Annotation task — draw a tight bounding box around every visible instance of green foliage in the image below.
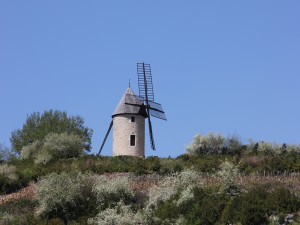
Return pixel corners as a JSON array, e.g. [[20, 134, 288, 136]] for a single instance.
[[239, 187, 269, 225], [36, 172, 97, 223], [267, 187, 300, 214], [20, 132, 85, 164], [0, 198, 39, 225], [10, 110, 93, 153]]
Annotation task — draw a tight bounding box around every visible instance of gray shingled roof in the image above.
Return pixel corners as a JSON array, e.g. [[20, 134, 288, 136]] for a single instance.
[[112, 87, 147, 117]]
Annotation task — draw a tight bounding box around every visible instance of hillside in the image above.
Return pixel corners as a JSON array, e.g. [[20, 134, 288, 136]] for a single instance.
[[1, 154, 300, 225]]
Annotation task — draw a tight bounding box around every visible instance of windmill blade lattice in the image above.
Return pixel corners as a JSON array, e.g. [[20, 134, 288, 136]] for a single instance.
[[137, 63, 154, 102], [137, 62, 167, 151]]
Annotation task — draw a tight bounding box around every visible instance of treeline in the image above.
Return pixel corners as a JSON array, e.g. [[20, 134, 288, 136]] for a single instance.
[[186, 133, 300, 156]]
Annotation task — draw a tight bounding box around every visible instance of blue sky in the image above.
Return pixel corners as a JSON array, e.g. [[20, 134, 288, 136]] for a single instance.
[[0, 1, 299, 157]]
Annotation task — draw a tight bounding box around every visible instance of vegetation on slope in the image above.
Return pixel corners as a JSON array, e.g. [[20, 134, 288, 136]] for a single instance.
[[1, 111, 300, 224]]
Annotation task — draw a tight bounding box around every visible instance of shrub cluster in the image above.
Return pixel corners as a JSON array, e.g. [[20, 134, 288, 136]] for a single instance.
[[1, 164, 300, 224], [35, 172, 97, 223], [0, 164, 20, 194], [21, 132, 85, 164], [186, 132, 300, 156]]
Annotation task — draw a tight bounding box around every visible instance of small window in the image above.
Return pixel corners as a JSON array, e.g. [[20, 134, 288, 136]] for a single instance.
[[130, 135, 136, 146], [130, 116, 135, 122]]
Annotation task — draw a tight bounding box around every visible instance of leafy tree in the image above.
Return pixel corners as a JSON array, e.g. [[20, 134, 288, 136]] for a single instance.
[[10, 110, 93, 153]]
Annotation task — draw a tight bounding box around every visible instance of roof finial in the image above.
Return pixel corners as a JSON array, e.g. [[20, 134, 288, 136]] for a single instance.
[[129, 78, 131, 87]]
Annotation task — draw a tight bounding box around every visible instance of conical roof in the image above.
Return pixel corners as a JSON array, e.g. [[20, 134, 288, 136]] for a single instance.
[[112, 87, 147, 117]]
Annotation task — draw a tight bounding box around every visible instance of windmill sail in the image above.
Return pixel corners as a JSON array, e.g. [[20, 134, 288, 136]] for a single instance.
[[148, 100, 167, 120], [137, 63, 154, 101]]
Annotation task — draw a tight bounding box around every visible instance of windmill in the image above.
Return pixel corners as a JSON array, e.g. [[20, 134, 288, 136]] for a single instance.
[[97, 62, 166, 157]]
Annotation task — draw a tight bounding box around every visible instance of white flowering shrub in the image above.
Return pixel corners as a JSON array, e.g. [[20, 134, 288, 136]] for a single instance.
[[147, 177, 178, 210], [256, 141, 279, 155], [217, 160, 240, 195], [42, 132, 84, 159], [93, 175, 135, 210], [34, 148, 52, 165], [177, 169, 200, 186], [176, 185, 194, 206], [88, 202, 147, 225], [186, 133, 225, 155], [35, 172, 97, 222], [246, 139, 300, 155], [0, 164, 18, 182], [285, 144, 300, 154], [20, 132, 84, 164], [147, 169, 202, 209], [21, 140, 43, 160]]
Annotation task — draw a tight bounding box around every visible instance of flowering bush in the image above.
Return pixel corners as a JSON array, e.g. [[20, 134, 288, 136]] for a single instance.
[[186, 133, 225, 155], [147, 169, 202, 209], [88, 202, 147, 225], [35, 172, 97, 223], [217, 160, 240, 196], [42, 132, 84, 159], [20, 132, 85, 164], [0, 163, 18, 182], [93, 175, 135, 210]]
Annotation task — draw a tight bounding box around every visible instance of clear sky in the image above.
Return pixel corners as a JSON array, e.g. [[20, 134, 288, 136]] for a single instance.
[[0, 1, 299, 157]]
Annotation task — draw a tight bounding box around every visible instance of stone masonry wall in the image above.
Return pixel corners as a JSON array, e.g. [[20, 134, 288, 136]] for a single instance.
[[112, 114, 145, 157]]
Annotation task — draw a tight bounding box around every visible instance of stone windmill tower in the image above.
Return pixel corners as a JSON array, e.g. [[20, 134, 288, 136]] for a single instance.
[[97, 63, 166, 157]]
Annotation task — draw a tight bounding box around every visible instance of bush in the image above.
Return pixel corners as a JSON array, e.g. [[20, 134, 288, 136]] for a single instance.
[[35, 172, 97, 223], [147, 170, 201, 210], [93, 175, 135, 210], [0, 164, 20, 194], [239, 187, 269, 225], [217, 160, 240, 196], [267, 187, 300, 214], [21, 132, 85, 164], [186, 133, 225, 155], [0, 163, 18, 181], [88, 202, 147, 225]]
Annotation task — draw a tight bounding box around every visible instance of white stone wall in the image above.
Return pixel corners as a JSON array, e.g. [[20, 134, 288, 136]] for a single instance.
[[112, 114, 145, 157]]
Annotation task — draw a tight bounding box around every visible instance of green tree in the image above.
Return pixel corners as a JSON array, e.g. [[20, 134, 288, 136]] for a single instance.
[[10, 110, 93, 153]]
